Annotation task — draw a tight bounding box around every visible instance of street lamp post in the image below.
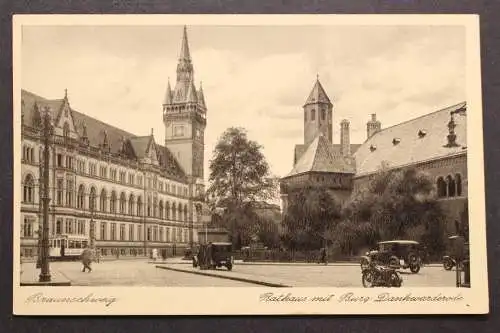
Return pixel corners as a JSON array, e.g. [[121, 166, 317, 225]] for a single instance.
[[39, 107, 52, 282]]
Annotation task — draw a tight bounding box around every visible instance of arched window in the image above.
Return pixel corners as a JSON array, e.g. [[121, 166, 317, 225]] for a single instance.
[[456, 174, 462, 196], [311, 109, 316, 121], [128, 194, 135, 215], [89, 187, 97, 211], [77, 184, 85, 209], [137, 196, 143, 216], [437, 177, 446, 198], [119, 192, 126, 214], [178, 204, 183, 221], [172, 203, 177, 220], [304, 112, 307, 122], [23, 174, 34, 203], [159, 200, 164, 219], [100, 189, 107, 212], [184, 204, 188, 222], [447, 175, 456, 197], [321, 109, 326, 121], [110, 191, 117, 213], [166, 201, 170, 219]]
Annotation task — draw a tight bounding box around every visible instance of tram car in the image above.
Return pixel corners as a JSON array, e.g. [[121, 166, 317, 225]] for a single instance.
[[49, 234, 90, 261]]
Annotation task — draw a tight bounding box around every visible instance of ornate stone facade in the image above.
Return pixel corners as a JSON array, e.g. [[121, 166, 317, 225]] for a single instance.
[[20, 27, 207, 259]]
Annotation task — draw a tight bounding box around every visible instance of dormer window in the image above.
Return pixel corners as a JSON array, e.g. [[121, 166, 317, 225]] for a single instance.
[[418, 130, 427, 138], [369, 145, 377, 152], [392, 138, 401, 145]]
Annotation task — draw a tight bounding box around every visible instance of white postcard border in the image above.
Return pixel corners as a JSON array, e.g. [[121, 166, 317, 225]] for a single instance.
[[12, 14, 488, 315]]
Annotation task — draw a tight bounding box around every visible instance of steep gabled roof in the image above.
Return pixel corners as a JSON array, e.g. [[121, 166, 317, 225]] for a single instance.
[[294, 143, 361, 165], [22, 89, 186, 180], [285, 134, 355, 178], [304, 78, 332, 106], [354, 102, 467, 177]]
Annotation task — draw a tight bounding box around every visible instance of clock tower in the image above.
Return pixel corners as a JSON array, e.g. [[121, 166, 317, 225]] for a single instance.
[[163, 26, 207, 196]]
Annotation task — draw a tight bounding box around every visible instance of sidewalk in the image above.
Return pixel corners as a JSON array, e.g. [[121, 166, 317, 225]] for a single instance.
[[151, 257, 442, 267], [155, 264, 291, 287], [20, 262, 71, 286]]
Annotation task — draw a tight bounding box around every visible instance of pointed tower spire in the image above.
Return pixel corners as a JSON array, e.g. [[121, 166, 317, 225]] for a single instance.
[[304, 77, 332, 106], [179, 25, 191, 61], [198, 81, 206, 108], [186, 78, 198, 103], [163, 78, 173, 105], [174, 26, 194, 100]]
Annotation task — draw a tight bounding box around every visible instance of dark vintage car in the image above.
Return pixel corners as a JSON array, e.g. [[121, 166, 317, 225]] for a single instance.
[[192, 242, 234, 271], [360, 240, 423, 273]]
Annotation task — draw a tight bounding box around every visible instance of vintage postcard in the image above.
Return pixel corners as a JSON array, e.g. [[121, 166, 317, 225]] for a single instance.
[[13, 14, 488, 315]]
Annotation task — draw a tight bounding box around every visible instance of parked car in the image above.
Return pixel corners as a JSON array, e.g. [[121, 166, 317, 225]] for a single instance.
[[193, 242, 234, 271], [360, 240, 422, 273]]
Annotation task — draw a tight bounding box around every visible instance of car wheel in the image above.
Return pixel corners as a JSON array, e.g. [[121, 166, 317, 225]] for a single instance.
[[226, 263, 233, 271], [408, 255, 420, 273], [409, 263, 420, 273], [443, 259, 453, 271], [362, 271, 374, 288]]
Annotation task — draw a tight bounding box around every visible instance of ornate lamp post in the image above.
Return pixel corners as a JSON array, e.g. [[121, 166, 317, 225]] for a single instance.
[[39, 107, 52, 282]]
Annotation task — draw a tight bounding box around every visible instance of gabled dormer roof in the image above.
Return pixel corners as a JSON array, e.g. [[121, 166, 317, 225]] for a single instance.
[[304, 77, 332, 106]]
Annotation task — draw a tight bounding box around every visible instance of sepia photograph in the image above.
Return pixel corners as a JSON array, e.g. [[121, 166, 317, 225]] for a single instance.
[[13, 14, 487, 315]]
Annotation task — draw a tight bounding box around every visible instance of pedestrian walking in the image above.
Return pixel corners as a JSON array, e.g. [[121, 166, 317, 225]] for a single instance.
[[319, 247, 328, 265], [81, 247, 93, 273]]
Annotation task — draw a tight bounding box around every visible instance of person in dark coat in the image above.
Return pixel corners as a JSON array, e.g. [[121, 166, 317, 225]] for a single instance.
[[319, 247, 328, 265], [81, 247, 93, 272]]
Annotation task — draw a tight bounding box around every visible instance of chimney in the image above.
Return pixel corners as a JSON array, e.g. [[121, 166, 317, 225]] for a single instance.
[[340, 119, 351, 157], [367, 113, 382, 139]]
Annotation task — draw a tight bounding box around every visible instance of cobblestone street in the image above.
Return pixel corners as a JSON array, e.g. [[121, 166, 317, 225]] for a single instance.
[[21, 259, 457, 287]]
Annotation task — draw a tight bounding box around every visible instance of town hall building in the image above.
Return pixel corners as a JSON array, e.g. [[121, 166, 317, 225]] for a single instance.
[[20, 27, 207, 258], [280, 77, 468, 234]]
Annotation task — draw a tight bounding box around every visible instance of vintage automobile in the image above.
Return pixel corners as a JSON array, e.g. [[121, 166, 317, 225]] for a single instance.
[[192, 242, 234, 271], [360, 240, 422, 274]]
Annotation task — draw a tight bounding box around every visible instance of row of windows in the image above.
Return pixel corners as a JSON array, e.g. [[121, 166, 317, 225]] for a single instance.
[[22, 147, 189, 195], [304, 108, 328, 122], [22, 181, 190, 223], [22, 146, 35, 163], [80, 185, 190, 221], [22, 217, 190, 244], [436, 174, 463, 198]]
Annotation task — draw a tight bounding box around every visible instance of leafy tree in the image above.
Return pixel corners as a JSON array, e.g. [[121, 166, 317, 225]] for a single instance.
[[281, 183, 342, 251], [206, 127, 276, 248], [337, 167, 446, 256]]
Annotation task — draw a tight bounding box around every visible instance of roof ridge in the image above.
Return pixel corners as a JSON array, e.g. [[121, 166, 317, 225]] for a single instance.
[[368, 101, 466, 140]]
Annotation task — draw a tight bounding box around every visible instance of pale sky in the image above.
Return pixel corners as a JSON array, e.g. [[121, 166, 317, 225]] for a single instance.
[[21, 24, 466, 180]]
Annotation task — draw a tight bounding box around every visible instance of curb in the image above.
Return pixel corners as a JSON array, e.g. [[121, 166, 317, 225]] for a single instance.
[[155, 265, 290, 287]]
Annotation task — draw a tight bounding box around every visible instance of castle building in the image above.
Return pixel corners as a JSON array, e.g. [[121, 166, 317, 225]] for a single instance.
[[280, 77, 467, 233], [20, 27, 207, 258]]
